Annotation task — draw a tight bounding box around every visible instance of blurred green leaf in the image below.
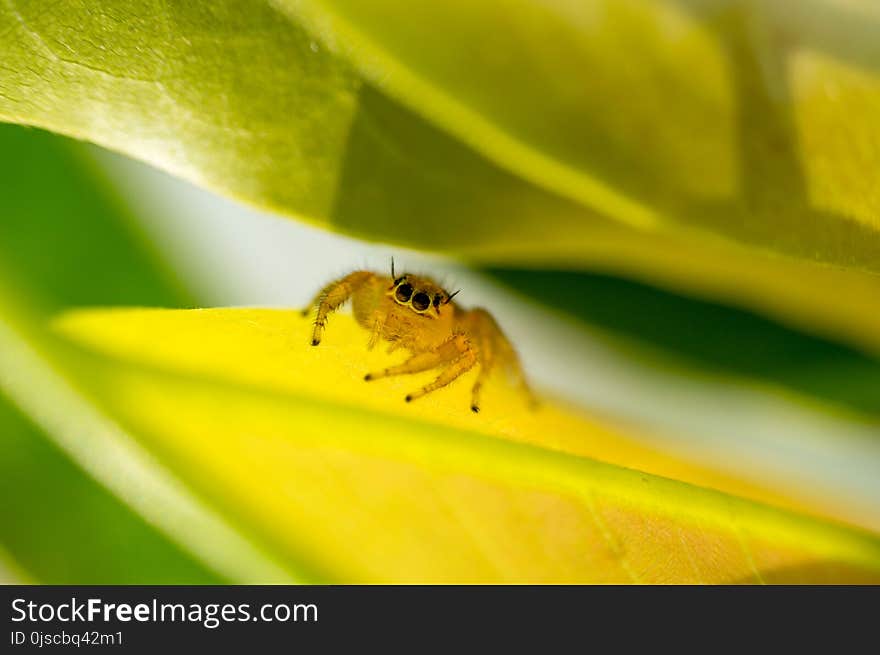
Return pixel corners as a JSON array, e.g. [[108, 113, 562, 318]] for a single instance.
[[0, 123, 227, 582], [6, 1, 880, 363], [284, 0, 880, 267], [0, 390, 222, 583], [0, 125, 190, 313], [490, 268, 880, 420]]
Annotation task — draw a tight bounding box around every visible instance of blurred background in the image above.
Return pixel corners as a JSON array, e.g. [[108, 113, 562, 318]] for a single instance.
[[2, 121, 880, 582]]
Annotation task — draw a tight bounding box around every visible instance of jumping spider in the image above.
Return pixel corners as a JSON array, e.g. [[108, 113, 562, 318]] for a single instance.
[[302, 261, 533, 413]]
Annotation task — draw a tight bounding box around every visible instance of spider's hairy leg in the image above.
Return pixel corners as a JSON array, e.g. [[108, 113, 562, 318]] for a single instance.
[[364, 334, 466, 381], [304, 271, 375, 346], [405, 345, 477, 405], [466, 308, 535, 411], [464, 309, 497, 413], [470, 341, 495, 414], [366, 310, 388, 350], [369, 333, 479, 404], [367, 319, 381, 350]]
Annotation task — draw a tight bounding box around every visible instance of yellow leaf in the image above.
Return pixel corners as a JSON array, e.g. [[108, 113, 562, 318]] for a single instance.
[[53, 308, 880, 583]]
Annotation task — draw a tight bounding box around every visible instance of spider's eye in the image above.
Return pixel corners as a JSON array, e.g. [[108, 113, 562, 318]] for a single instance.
[[395, 283, 413, 302], [433, 295, 441, 308], [412, 292, 431, 311]]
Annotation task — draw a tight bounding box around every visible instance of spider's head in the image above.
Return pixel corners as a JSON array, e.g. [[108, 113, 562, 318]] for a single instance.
[[389, 273, 459, 317]]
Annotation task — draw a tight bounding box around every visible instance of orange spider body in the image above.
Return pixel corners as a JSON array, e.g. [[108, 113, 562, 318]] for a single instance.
[[303, 266, 532, 412]]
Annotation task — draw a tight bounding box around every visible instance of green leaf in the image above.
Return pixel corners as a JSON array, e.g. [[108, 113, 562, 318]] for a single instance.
[[0, 124, 190, 314], [50, 307, 880, 583], [0, 389, 222, 583], [6, 1, 880, 363], [0, 123, 269, 583], [284, 0, 880, 268], [489, 268, 880, 420]]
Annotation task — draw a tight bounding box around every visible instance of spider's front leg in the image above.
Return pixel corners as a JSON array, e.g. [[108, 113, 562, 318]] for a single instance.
[[406, 347, 477, 405], [364, 334, 478, 406], [302, 271, 374, 346]]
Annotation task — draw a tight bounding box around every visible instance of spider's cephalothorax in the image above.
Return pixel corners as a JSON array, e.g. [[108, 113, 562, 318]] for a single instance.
[[302, 262, 533, 412]]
